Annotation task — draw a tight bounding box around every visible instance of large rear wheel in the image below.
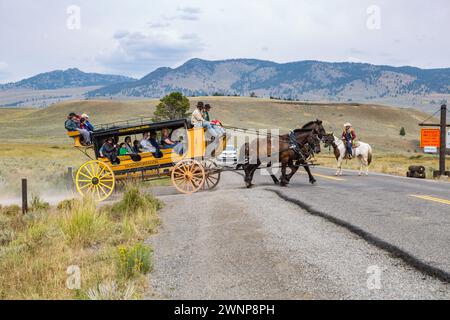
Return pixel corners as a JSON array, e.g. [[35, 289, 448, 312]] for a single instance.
[[171, 159, 205, 194], [202, 159, 221, 190], [75, 160, 115, 202]]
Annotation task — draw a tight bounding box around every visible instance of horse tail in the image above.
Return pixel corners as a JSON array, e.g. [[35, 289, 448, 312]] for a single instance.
[[367, 145, 373, 165]]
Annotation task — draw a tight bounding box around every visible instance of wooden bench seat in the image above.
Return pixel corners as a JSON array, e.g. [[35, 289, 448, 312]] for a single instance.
[[67, 131, 83, 147]]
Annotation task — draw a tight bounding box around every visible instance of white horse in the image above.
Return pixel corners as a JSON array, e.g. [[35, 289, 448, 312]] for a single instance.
[[324, 134, 373, 176]]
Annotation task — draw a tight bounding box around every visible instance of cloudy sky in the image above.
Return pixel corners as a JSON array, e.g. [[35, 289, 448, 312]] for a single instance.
[[0, 0, 449, 82]]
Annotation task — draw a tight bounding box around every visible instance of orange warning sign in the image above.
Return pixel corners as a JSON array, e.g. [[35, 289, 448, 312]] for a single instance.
[[420, 128, 440, 148]]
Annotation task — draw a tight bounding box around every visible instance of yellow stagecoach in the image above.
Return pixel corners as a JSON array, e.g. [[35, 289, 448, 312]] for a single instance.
[[67, 118, 225, 201]]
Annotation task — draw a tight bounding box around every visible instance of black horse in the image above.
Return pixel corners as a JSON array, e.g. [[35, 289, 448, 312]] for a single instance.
[[240, 120, 326, 188]]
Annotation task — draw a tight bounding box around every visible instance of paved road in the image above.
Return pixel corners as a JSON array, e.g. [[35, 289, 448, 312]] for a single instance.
[[147, 167, 450, 299]]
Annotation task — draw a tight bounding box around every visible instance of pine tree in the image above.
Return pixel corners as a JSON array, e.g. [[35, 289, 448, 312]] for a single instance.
[[152, 92, 190, 122], [399, 127, 406, 136]]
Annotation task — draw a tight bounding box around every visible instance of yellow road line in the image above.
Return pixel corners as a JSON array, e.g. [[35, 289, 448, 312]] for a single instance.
[[410, 195, 450, 205], [298, 171, 345, 181]]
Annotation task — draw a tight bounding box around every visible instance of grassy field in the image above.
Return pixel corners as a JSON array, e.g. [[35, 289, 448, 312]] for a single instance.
[[0, 97, 431, 152], [0, 185, 162, 299], [0, 97, 447, 202]]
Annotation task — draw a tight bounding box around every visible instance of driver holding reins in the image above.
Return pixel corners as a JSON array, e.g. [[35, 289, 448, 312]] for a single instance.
[[342, 123, 356, 159]]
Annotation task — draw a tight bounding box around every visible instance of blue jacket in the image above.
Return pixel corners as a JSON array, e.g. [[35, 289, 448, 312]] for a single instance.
[[85, 120, 94, 131]]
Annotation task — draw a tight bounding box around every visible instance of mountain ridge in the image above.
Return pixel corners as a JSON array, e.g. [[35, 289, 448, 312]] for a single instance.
[[0, 68, 136, 90], [85, 58, 450, 104]]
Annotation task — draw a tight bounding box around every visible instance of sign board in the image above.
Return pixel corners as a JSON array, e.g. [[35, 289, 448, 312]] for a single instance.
[[420, 128, 440, 148], [447, 129, 450, 149], [424, 146, 438, 154]]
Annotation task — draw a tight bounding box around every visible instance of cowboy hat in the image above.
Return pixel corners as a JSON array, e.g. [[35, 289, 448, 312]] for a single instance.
[[81, 113, 89, 119], [343, 122, 352, 127]]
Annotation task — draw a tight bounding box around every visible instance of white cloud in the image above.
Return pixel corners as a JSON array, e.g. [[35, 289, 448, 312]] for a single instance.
[[164, 6, 202, 21], [97, 30, 203, 76]]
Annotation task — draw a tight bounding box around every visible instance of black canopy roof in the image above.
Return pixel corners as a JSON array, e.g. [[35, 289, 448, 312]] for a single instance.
[[92, 118, 189, 139]]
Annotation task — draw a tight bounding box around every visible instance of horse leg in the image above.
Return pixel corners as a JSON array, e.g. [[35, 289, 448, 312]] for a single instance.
[[362, 156, 369, 176], [243, 164, 254, 188], [358, 156, 363, 176], [248, 161, 260, 187], [280, 161, 289, 187], [266, 162, 280, 185], [336, 158, 342, 176], [303, 164, 316, 184], [285, 160, 300, 183]]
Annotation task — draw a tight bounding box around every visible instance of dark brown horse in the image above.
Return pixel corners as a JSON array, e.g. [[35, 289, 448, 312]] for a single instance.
[[240, 120, 326, 188]]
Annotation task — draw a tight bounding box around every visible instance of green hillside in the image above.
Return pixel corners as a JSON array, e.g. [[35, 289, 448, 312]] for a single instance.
[[0, 97, 430, 152]]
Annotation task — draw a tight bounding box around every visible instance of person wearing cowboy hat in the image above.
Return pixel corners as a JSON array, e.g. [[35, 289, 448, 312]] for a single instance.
[[191, 101, 218, 140], [342, 122, 356, 159], [80, 113, 95, 132]]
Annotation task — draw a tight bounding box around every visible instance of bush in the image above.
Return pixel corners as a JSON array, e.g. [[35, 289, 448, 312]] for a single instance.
[[86, 281, 136, 300], [0, 205, 21, 216], [57, 198, 81, 211], [110, 185, 163, 219], [31, 195, 50, 211], [115, 243, 152, 279], [61, 197, 110, 247]]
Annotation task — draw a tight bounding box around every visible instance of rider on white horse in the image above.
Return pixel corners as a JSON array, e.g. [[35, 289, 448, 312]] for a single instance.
[[342, 123, 356, 159]]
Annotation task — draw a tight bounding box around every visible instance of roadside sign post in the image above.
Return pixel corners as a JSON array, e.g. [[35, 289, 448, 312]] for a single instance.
[[419, 104, 449, 178], [438, 105, 447, 177]]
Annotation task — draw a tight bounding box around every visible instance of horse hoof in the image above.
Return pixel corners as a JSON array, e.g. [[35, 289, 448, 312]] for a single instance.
[[310, 179, 316, 185]]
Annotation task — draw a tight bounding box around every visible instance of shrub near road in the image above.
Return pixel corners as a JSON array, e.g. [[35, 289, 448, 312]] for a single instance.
[[0, 185, 162, 299]]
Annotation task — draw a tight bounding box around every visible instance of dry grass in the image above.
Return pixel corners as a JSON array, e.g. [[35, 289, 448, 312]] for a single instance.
[[0, 186, 162, 300], [0, 143, 86, 200], [315, 152, 450, 178]]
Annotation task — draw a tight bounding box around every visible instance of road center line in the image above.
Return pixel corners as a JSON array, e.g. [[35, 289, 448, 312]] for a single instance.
[[299, 171, 345, 181], [410, 195, 450, 206]]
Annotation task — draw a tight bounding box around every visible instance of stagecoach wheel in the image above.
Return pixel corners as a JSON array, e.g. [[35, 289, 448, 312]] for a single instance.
[[75, 160, 115, 202], [171, 159, 205, 194], [202, 159, 221, 190]]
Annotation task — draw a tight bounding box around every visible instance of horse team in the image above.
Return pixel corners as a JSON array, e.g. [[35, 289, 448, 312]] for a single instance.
[[239, 119, 373, 188]]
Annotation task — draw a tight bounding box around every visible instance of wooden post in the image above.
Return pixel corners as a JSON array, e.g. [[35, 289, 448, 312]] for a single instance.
[[67, 167, 74, 191], [439, 105, 447, 176], [22, 178, 28, 214]]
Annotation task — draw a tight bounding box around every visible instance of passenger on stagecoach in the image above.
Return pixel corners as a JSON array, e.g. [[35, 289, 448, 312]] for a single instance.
[[204, 104, 226, 136], [140, 132, 163, 158], [342, 123, 356, 159], [118, 143, 128, 156], [124, 136, 135, 154], [100, 137, 119, 164], [191, 102, 219, 140], [133, 140, 141, 154], [80, 113, 95, 132], [160, 128, 184, 155], [149, 131, 163, 158], [64, 112, 92, 145]]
